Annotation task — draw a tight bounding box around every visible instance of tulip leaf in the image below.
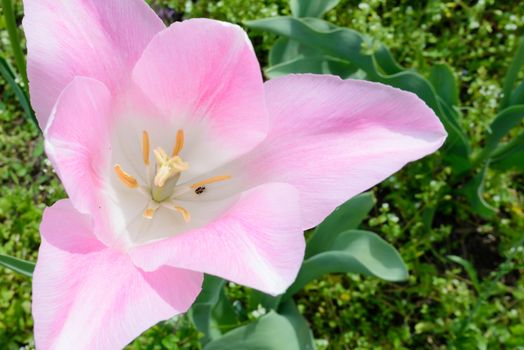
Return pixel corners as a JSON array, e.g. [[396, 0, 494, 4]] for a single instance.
[[265, 55, 357, 79], [268, 19, 340, 66], [491, 149, 524, 172], [247, 289, 281, 311], [290, 0, 340, 18], [203, 311, 300, 350], [284, 230, 408, 300], [279, 300, 315, 350], [0, 56, 38, 129], [191, 275, 239, 344], [269, 38, 301, 66], [430, 63, 459, 107], [461, 166, 496, 219], [510, 79, 524, 106], [490, 130, 524, 172], [373, 45, 404, 75], [0, 253, 35, 278], [306, 192, 375, 258], [501, 35, 524, 109], [480, 105, 524, 161], [248, 17, 375, 72]]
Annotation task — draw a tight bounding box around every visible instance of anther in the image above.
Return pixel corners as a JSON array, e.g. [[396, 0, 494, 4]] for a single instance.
[[143, 207, 155, 219], [142, 130, 150, 165], [175, 206, 191, 222], [190, 175, 231, 189], [162, 203, 191, 222], [172, 129, 185, 156], [143, 201, 160, 219], [114, 164, 138, 188]]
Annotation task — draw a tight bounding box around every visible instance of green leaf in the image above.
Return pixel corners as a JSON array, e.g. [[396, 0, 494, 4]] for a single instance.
[[265, 55, 357, 79], [269, 38, 302, 66], [247, 17, 375, 73], [191, 276, 225, 343], [501, 35, 524, 109], [279, 300, 315, 350], [491, 149, 524, 172], [474, 104, 524, 170], [1, 0, 28, 88], [490, 130, 524, 172], [247, 289, 281, 312], [509, 79, 524, 106], [0, 254, 35, 278], [429, 63, 459, 107], [284, 230, 408, 300], [194, 275, 225, 305], [0, 56, 39, 129], [268, 18, 340, 67], [305, 192, 375, 258], [448, 255, 480, 293], [191, 275, 239, 344], [481, 105, 524, 160], [422, 205, 437, 231], [373, 45, 404, 75], [461, 166, 496, 219], [290, 0, 340, 18], [203, 311, 300, 350]]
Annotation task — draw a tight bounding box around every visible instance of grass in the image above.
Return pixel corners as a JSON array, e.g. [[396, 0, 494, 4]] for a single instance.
[[1, 0, 523, 349]]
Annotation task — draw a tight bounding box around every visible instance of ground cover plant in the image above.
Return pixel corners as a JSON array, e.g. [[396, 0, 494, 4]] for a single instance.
[[0, 0, 523, 349]]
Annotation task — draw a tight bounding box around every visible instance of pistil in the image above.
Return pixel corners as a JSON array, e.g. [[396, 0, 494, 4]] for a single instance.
[[153, 148, 188, 187]]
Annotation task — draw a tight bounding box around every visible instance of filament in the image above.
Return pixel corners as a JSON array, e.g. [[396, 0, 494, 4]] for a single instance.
[[190, 175, 231, 189]]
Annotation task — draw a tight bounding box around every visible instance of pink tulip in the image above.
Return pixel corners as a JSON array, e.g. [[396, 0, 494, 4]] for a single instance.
[[23, 0, 447, 348]]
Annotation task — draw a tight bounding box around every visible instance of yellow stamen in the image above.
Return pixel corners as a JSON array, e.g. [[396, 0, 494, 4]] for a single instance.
[[190, 175, 232, 189], [172, 129, 185, 156], [142, 130, 150, 165], [143, 207, 155, 219], [175, 206, 191, 222], [114, 164, 138, 188]]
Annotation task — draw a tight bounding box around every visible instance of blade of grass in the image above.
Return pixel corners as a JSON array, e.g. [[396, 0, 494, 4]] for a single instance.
[[1, 0, 29, 89], [501, 35, 524, 109], [0, 55, 39, 129], [0, 253, 35, 277]]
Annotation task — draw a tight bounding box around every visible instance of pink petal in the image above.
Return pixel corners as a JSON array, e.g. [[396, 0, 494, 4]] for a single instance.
[[246, 74, 447, 229], [130, 183, 305, 295], [23, 0, 165, 127], [132, 19, 268, 161], [33, 199, 203, 349], [44, 77, 116, 246]]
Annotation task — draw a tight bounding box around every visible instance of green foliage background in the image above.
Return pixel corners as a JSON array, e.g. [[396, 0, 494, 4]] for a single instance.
[[1, 0, 523, 349]]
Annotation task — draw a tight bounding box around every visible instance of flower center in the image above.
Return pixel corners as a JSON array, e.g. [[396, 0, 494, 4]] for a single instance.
[[113, 129, 231, 223]]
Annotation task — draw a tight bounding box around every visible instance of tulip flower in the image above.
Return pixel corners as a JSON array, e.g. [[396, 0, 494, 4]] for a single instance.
[[23, 0, 446, 348]]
